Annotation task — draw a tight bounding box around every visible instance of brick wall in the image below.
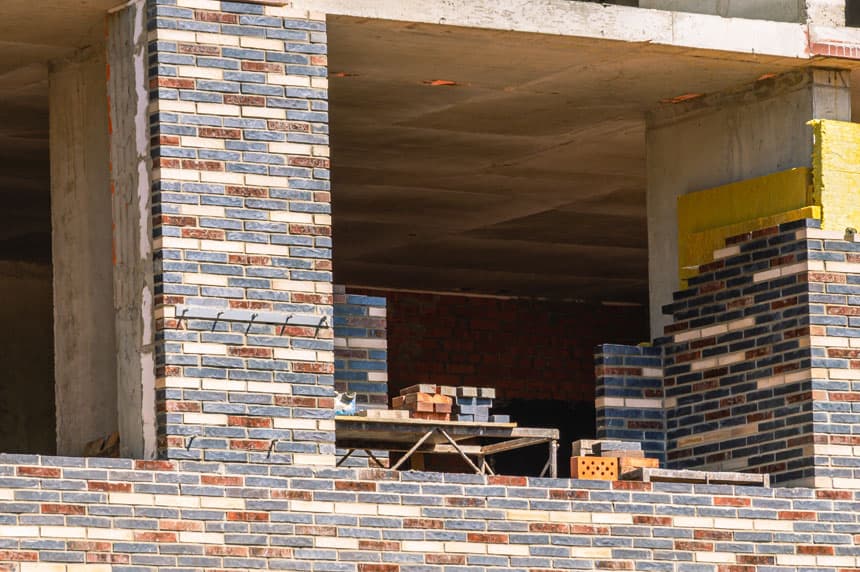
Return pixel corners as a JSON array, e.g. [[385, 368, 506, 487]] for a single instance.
[[2, 455, 860, 571], [146, 1, 335, 465], [660, 219, 815, 484], [355, 290, 648, 403], [805, 227, 860, 489], [595, 344, 665, 463], [333, 286, 388, 410]]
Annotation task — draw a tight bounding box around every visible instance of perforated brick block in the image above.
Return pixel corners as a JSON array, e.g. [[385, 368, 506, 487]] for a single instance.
[[570, 456, 619, 481]]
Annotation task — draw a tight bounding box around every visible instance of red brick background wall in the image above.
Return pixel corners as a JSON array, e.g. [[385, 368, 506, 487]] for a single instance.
[[349, 289, 649, 403]]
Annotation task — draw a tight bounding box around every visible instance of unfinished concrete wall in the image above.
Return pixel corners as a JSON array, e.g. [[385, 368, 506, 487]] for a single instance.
[[49, 50, 117, 456], [0, 262, 54, 454], [639, 0, 805, 22], [645, 69, 850, 339], [107, 0, 157, 460]]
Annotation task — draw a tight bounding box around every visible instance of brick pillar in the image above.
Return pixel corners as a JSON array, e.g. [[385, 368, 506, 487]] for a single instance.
[[145, 1, 334, 465], [594, 344, 665, 463]]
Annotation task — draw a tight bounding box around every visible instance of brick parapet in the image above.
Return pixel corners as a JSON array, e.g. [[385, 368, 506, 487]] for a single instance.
[[143, 1, 335, 465], [594, 344, 665, 463], [2, 454, 860, 571]]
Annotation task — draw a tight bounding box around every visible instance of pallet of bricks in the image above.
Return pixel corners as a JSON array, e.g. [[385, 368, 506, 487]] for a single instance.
[[380, 384, 510, 422], [569, 439, 659, 480]]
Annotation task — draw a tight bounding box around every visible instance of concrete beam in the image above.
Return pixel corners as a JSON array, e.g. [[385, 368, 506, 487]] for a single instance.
[[49, 49, 117, 456], [294, 0, 811, 58]]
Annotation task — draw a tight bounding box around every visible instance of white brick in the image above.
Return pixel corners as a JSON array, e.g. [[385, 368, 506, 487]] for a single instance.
[[202, 379, 247, 391], [241, 37, 285, 50], [184, 273, 228, 286], [201, 171, 245, 184], [179, 531, 225, 544], [402, 541, 445, 552], [201, 239, 245, 253], [270, 142, 313, 155], [271, 211, 314, 223], [155, 29, 196, 42], [178, 65, 223, 79], [197, 103, 241, 117], [293, 453, 336, 466], [154, 99, 197, 113], [177, 0, 220, 8], [334, 502, 377, 515], [183, 413, 228, 426], [180, 204, 226, 217], [108, 493, 155, 505], [713, 245, 740, 259], [317, 537, 359, 549], [378, 504, 421, 517], [274, 348, 317, 361], [311, 77, 329, 89], [181, 136, 225, 149], [0, 525, 39, 537], [248, 381, 293, 395], [245, 174, 288, 187], [161, 236, 199, 249], [155, 494, 200, 508], [592, 513, 632, 524], [246, 243, 289, 255], [291, 500, 334, 513], [196, 32, 239, 46], [87, 527, 134, 540], [445, 541, 486, 554], [183, 342, 228, 355], [201, 496, 245, 509], [267, 73, 311, 87], [243, 106, 285, 119]]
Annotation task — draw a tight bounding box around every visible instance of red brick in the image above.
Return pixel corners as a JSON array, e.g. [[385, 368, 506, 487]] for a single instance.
[[17, 466, 60, 478]]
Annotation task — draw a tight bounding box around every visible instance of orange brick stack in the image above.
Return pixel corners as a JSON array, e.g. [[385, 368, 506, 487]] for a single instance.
[[392, 384, 455, 421]]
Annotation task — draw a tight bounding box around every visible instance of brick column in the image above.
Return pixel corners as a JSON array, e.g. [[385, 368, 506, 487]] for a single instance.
[[594, 344, 665, 463], [145, 1, 334, 465]]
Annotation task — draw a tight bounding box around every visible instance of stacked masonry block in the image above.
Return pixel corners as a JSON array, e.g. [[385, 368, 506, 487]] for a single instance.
[[333, 286, 388, 410], [393, 385, 455, 421], [147, 1, 334, 465], [594, 344, 665, 463], [5, 456, 860, 571]]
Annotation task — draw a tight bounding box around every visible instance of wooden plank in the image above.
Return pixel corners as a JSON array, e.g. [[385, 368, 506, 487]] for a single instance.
[[481, 437, 550, 456], [623, 468, 769, 487], [337, 415, 517, 429]]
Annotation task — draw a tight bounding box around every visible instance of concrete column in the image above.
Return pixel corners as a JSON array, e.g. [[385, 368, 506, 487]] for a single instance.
[[49, 50, 118, 456], [107, 0, 157, 459], [645, 68, 850, 339]]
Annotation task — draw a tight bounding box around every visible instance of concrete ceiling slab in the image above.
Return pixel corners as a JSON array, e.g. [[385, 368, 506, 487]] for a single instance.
[[328, 16, 812, 304]]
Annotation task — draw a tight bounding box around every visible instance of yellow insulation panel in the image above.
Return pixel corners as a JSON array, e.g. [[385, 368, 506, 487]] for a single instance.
[[811, 119, 860, 232], [677, 168, 813, 280], [679, 206, 821, 282]]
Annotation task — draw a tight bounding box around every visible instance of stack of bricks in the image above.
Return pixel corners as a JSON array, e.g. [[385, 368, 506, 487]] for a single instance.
[[570, 439, 660, 480], [392, 384, 454, 421], [333, 286, 388, 411], [453, 386, 509, 423]]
